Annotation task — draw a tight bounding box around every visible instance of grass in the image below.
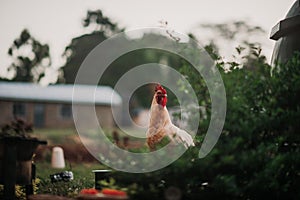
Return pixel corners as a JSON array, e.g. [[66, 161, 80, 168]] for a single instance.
[[33, 128, 77, 144], [33, 127, 146, 143], [29, 127, 163, 197], [35, 162, 104, 182], [0, 162, 108, 199], [33, 127, 148, 151], [30, 127, 147, 197], [35, 162, 108, 197], [31, 128, 113, 197]]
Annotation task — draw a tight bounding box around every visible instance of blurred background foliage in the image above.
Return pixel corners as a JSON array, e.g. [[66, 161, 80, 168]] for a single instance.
[[5, 29, 51, 83], [1, 9, 299, 199]]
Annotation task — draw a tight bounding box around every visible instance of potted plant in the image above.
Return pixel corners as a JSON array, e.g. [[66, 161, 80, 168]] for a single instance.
[[0, 118, 47, 199]]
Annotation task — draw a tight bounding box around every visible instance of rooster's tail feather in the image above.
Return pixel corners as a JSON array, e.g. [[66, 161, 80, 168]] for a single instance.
[[169, 125, 195, 148]]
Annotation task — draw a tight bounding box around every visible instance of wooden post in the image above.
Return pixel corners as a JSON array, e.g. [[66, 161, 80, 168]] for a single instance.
[[25, 163, 36, 197], [3, 143, 17, 200]]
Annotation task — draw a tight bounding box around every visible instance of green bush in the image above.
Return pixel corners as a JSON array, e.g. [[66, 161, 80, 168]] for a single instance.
[[108, 52, 300, 200]]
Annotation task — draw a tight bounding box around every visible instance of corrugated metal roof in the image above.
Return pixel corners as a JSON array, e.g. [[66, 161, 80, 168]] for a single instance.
[[0, 82, 122, 106]]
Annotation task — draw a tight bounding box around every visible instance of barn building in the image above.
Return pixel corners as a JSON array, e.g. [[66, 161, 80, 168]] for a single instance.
[[0, 82, 122, 128]]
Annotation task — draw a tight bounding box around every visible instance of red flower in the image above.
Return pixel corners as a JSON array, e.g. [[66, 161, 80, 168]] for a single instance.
[[101, 188, 127, 196], [80, 188, 99, 195]]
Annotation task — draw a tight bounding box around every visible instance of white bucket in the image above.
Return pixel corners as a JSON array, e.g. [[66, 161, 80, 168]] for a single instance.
[[51, 147, 65, 168]]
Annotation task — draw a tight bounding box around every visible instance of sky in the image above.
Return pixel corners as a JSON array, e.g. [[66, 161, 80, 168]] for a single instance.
[[0, 0, 296, 83]]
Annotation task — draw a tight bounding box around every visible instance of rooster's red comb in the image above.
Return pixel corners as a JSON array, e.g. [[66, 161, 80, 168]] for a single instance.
[[155, 84, 167, 94]]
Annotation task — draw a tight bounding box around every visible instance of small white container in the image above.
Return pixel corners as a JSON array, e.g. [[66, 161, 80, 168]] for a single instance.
[[51, 147, 65, 168]]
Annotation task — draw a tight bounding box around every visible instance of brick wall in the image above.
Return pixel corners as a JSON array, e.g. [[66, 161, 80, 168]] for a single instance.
[[0, 100, 116, 128]]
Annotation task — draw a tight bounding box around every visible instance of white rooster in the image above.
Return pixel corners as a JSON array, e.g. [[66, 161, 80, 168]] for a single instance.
[[146, 84, 195, 150]]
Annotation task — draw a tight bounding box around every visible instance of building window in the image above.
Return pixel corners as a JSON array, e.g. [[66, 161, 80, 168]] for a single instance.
[[13, 102, 26, 117], [60, 104, 72, 119]]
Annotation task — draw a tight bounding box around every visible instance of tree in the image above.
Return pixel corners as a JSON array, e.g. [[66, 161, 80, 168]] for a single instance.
[[82, 10, 123, 35], [61, 9, 123, 84], [61, 33, 107, 84], [192, 20, 267, 71], [61, 10, 184, 108], [7, 29, 51, 82]]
